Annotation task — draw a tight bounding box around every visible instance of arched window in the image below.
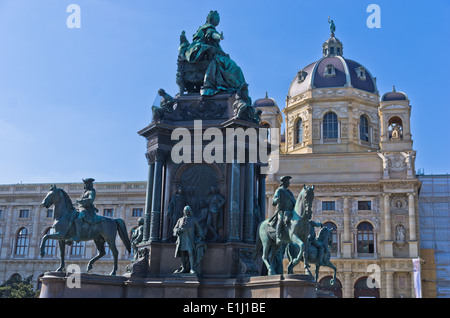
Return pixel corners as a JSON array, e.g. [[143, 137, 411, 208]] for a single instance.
[[359, 115, 370, 142], [43, 228, 57, 257], [323, 112, 338, 139], [354, 276, 380, 298], [15, 227, 29, 256], [295, 118, 303, 144], [388, 116, 403, 140], [318, 276, 342, 298], [357, 222, 374, 254], [323, 222, 338, 254]]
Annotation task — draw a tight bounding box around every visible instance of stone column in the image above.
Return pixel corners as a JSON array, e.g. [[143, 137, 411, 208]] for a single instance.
[[385, 272, 394, 298], [1, 206, 13, 259], [228, 162, 241, 241], [162, 163, 175, 242], [383, 193, 393, 257], [343, 197, 350, 242], [29, 205, 41, 258], [343, 272, 353, 298], [150, 157, 164, 242], [143, 162, 155, 242], [243, 163, 254, 243], [408, 193, 416, 241], [408, 193, 418, 257], [342, 196, 352, 258], [384, 193, 391, 240]]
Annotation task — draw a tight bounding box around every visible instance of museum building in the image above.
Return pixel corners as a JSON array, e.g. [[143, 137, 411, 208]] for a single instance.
[[0, 31, 443, 298]]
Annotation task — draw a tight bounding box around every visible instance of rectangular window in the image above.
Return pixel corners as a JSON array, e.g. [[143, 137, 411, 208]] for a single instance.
[[19, 209, 30, 218], [132, 208, 143, 217], [322, 201, 335, 211], [0, 210, 3, 218], [70, 242, 85, 257], [103, 209, 114, 217], [46, 209, 53, 218], [358, 201, 372, 210]]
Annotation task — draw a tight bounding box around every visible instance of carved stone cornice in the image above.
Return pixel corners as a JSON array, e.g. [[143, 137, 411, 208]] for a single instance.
[[289, 183, 382, 194]]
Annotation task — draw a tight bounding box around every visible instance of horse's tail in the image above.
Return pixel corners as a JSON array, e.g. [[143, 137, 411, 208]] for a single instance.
[[253, 221, 263, 260], [115, 218, 131, 253]]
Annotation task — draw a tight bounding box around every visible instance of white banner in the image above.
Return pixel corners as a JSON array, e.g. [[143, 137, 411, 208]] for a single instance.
[[412, 258, 422, 298]]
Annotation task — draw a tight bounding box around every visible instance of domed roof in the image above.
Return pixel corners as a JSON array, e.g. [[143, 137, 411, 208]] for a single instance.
[[288, 35, 378, 98], [253, 93, 277, 107], [381, 86, 408, 101]]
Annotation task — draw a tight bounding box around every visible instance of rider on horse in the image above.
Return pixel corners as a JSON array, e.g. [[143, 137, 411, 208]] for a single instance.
[[269, 176, 296, 245], [72, 178, 100, 242]]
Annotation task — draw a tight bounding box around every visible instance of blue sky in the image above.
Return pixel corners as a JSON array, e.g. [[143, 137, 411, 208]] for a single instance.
[[0, 0, 449, 184]]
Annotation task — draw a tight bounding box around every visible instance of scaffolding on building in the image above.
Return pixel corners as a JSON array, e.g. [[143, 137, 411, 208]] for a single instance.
[[418, 174, 450, 298]]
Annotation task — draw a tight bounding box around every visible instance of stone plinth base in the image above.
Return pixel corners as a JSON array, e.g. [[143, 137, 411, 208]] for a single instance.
[[39, 273, 317, 298]]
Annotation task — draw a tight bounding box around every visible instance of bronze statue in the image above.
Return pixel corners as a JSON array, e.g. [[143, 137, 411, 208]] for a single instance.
[[206, 185, 225, 241], [269, 176, 296, 245], [131, 217, 144, 260], [166, 187, 186, 241], [255, 184, 316, 276], [308, 219, 325, 266], [173, 206, 206, 274], [40, 185, 131, 275], [72, 178, 100, 242], [328, 17, 336, 36], [178, 10, 247, 96], [151, 88, 175, 122], [286, 226, 337, 284], [233, 84, 259, 123]]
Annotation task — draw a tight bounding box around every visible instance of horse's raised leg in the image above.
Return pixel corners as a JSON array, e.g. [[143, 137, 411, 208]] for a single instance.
[[56, 240, 66, 272], [40, 232, 65, 257], [325, 259, 337, 285], [87, 237, 106, 273]]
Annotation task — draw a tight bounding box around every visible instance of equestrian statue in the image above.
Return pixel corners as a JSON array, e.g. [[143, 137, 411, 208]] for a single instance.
[[40, 179, 131, 276]]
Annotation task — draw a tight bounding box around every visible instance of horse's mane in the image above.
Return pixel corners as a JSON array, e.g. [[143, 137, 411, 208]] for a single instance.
[[318, 226, 330, 241], [57, 187, 75, 210]]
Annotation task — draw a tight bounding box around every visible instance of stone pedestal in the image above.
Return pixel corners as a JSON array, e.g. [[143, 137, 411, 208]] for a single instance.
[[39, 273, 317, 298]]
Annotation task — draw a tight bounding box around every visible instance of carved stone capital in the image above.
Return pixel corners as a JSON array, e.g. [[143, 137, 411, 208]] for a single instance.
[[145, 149, 168, 165]]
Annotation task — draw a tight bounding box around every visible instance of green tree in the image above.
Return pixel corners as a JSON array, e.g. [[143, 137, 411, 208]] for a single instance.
[[0, 275, 39, 298]]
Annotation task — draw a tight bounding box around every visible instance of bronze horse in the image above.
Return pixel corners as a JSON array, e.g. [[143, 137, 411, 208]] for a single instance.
[[286, 226, 337, 284], [40, 185, 131, 275], [255, 185, 315, 276]]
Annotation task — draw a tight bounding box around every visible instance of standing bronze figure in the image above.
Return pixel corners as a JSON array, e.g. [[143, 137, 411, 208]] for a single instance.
[[173, 206, 206, 274]]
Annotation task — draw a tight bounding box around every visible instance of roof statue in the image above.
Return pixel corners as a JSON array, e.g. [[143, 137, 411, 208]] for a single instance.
[[328, 17, 336, 36]]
